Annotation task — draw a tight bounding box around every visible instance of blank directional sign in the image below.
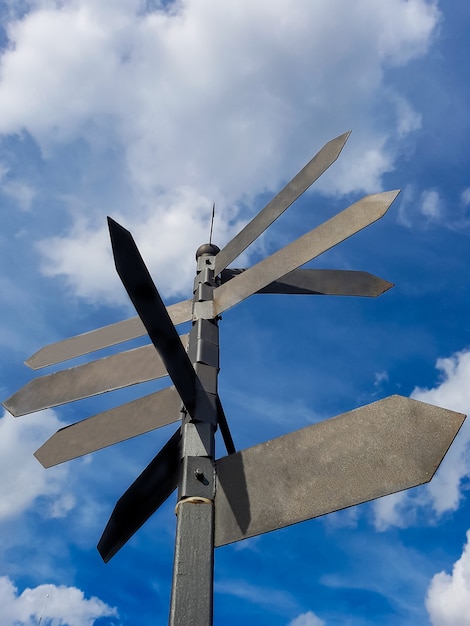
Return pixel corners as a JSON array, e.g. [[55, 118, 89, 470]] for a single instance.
[[214, 191, 399, 315], [26, 298, 192, 370], [214, 131, 351, 274], [98, 428, 182, 563], [109, 218, 198, 416], [4, 336, 188, 417], [34, 386, 182, 467], [222, 268, 393, 297], [214, 395, 465, 546]]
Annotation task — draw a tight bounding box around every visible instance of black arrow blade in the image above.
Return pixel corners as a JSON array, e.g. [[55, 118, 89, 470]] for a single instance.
[[214, 131, 351, 275], [98, 428, 181, 563], [221, 268, 393, 297], [108, 217, 196, 414]]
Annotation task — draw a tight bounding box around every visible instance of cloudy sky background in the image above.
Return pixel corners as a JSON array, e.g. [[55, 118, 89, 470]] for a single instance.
[[1, 0, 470, 624]]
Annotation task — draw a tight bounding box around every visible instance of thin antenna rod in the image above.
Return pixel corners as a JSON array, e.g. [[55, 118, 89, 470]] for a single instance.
[[37, 585, 52, 626], [209, 203, 215, 244]]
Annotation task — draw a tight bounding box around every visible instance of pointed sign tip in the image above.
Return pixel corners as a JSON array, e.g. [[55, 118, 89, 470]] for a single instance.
[[2, 397, 20, 418], [107, 216, 130, 239], [33, 448, 49, 469]]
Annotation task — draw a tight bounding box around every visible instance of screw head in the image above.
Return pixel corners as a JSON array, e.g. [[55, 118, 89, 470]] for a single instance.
[[194, 468, 205, 481]]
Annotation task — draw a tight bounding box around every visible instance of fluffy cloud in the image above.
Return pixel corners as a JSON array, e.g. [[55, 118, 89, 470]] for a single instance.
[[373, 349, 470, 530], [426, 530, 470, 626], [0, 409, 74, 520], [0, 0, 439, 302], [289, 611, 325, 626], [0, 576, 117, 626], [420, 189, 441, 221]]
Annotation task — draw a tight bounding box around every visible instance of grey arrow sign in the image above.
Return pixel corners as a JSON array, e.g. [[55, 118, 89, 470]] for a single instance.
[[3, 336, 188, 417], [214, 190, 399, 316], [222, 268, 393, 296], [34, 386, 182, 467], [87, 395, 465, 559], [214, 395, 465, 546], [26, 298, 192, 370], [214, 131, 351, 275]]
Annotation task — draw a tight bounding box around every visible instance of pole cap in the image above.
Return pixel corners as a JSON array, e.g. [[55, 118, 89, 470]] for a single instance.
[[196, 243, 220, 259]]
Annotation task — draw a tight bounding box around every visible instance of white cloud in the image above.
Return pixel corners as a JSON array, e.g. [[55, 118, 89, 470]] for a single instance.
[[372, 349, 470, 530], [420, 189, 441, 221], [426, 530, 470, 626], [393, 94, 422, 137], [289, 611, 325, 626], [412, 351, 470, 514], [0, 0, 440, 302], [374, 370, 389, 387], [216, 579, 298, 613], [461, 188, 470, 207], [37, 187, 239, 304], [0, 576, 117, 626], [398, 185, 470, 231], [0, 161, 36, 211], [373, 492, 412, 531], [0, 409, 75, 520]]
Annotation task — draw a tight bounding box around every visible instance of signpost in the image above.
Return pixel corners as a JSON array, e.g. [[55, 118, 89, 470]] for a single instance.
[[3, 131, 465, 625]]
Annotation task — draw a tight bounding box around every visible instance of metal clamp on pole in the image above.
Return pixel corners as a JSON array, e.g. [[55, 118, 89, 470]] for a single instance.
[[175, 497, 213, 516]]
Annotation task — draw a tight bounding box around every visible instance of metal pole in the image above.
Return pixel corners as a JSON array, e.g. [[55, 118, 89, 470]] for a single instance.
[[169, 243, 220, 626]]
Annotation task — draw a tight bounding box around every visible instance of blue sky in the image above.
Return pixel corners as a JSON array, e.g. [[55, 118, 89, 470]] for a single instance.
[[1, 0, 470, 624]]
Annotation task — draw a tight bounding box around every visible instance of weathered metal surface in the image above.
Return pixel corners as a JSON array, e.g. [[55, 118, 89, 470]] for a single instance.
[[169, 502, 214, 626], [109, 218, 197, 414], [214, 395, 465, 547], [213, 191, 400, 316], [34, 386, 182, 467], [98, 428, 181, 563], [221, 268, 394, 297], [26, 298, 192, 370], [214, 131, 351, 275], [3, 337, 188, 416]]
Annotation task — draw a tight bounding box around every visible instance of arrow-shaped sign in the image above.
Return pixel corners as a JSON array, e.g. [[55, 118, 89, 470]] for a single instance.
[[108, 218, 198, 415], [214, 190, 399, 315], [214, 131, 351, 274], [34, 386, 182, 467], [98, 427, 182, 563], [26, 298, 192, 370], [214, 395, 464, 546], [222, 268, 393, 296], [94, 395, 465, 560], [3, 337, 188, 417], [34, 387, 236, 468]]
